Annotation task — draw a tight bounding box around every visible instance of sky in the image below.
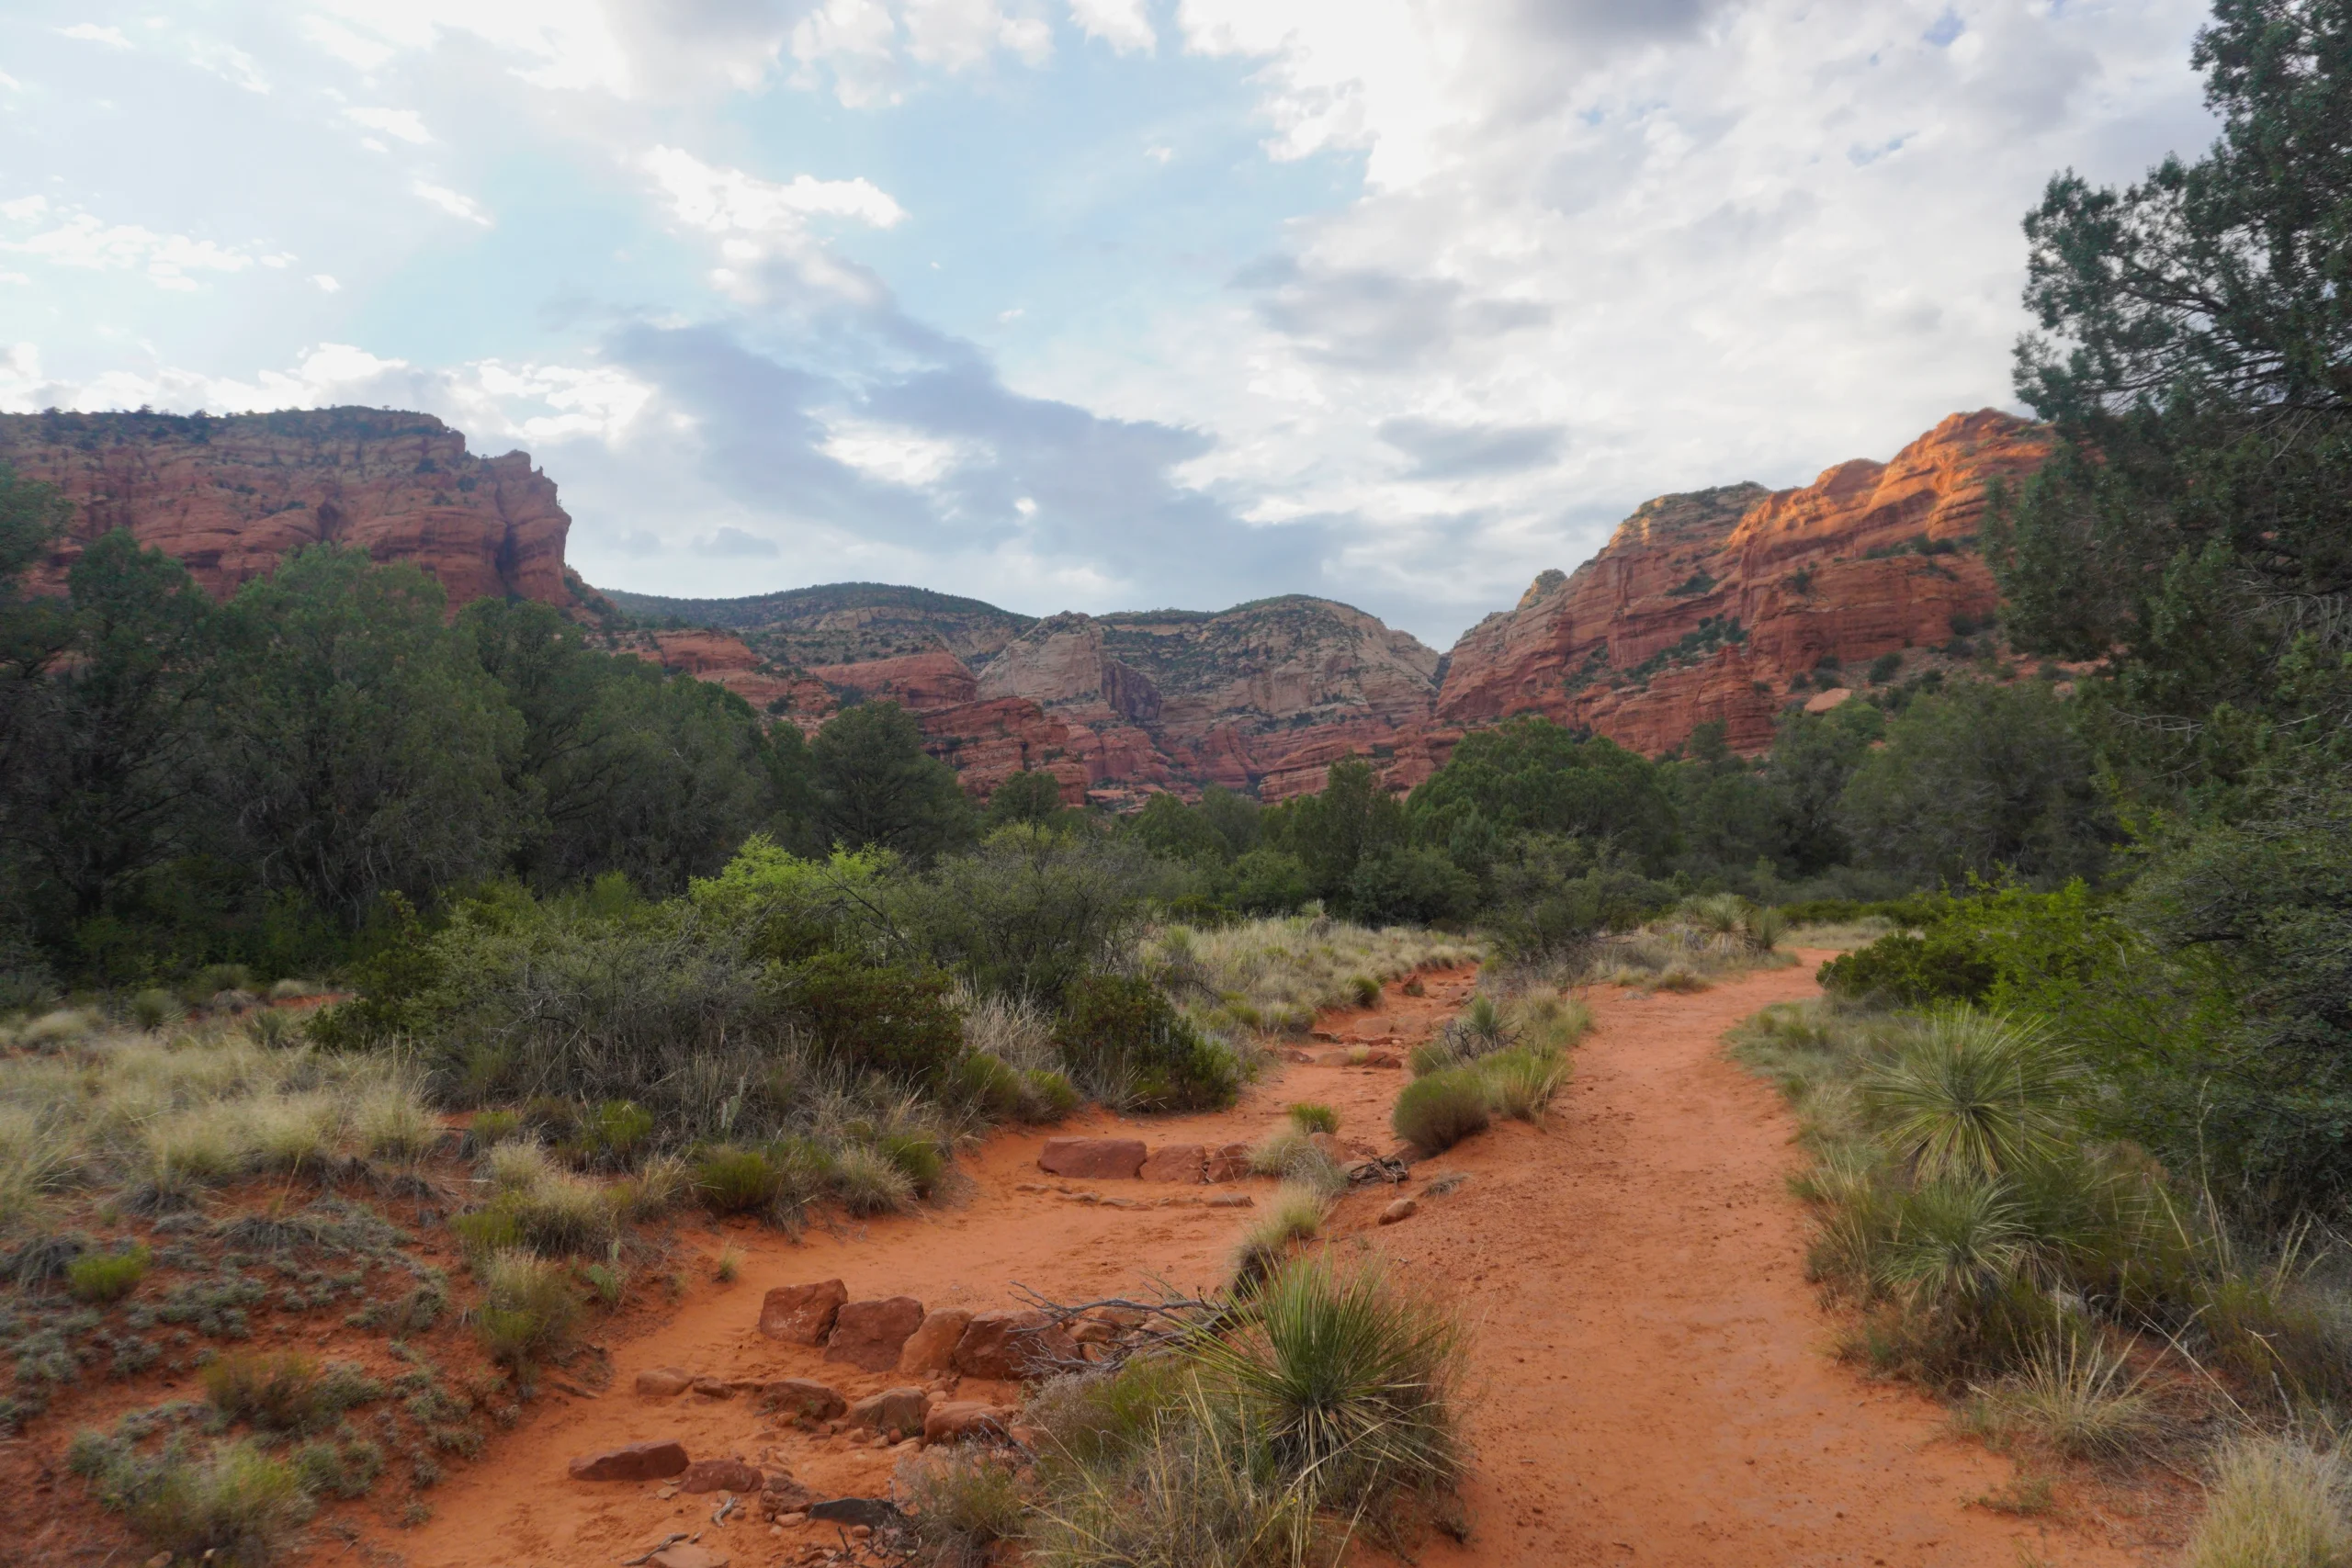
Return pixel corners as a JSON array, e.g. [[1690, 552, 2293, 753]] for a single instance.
[[0, 0, 2217, 649]]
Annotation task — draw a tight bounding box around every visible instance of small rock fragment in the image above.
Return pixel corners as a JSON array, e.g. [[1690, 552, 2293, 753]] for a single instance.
[[650, 1546, 729, 1568], [1206, 1193, 1253, 1208], [691, 1375, 735, 1398], [1378, 1197, 1419, 1225], [635, 1367, 694, 1397]]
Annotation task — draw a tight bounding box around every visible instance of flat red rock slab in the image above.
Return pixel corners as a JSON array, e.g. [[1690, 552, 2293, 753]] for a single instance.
[[569, 1439, 689, 1482], [825, 1295, 925, 1372], [1037, 1136, 1146, 1179]]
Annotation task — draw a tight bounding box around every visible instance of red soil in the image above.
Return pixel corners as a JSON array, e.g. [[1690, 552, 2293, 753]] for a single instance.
[[376, 957, 2144, 1568]]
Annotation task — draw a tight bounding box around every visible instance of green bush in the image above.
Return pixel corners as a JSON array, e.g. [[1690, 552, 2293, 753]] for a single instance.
[[475, 1249, 577, 1371], [201, 1353, 377, 1433], [873, 1131, 946, 1197], [72, 1435, 311, 1566], [830, 1143, 916, 1215], [573, 1100, 653, 1166], [1285, 1102, 1339, 1135], [1054, 974, 1240, 1113], [292, 1435, 384, 1500], [129, 987, 182, 1031], [694, 1145, 785, 1214], [786, 952, 965, 1083], [1818, 929, 1995, 1005], [1391, 1068, 1491, 1154], [67, 1245, 151, 1303], [1018, 1068, 1080, 1123]]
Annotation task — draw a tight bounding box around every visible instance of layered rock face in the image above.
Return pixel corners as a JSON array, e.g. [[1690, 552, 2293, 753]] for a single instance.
[[1433, 410, 2052, 757], [0, 408, 571, 607]]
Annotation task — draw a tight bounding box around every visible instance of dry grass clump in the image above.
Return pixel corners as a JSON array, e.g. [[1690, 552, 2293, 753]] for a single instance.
[[1586, 896, 1795, 991], [1966, 1337, 2160, 1461], [0, 1021, 438, 1233], [1247, 1129, 1347, 1196], [1144, 917, 1478, 1037], [1232, 1181, 1334, 1290], [68, 1433, 311, 1566], [2184, 1435, 2352, 1568], [1783, 916, 1895, 951]]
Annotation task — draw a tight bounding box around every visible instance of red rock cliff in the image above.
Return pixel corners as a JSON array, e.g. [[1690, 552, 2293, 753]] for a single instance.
[[0, 407, 572, 608], [1431, 409, 2052, 757]]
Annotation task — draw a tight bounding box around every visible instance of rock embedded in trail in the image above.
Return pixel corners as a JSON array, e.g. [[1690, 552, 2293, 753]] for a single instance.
[[568, 1438, 690, 1482], [899, 1307, 974, 1374], [758, 1280, 848, 1343], [752, 1378, 847, 1420], [680, 1458, 765, 1495], [1379, 1198, 1419, 1225], [635, 1367, 694, 1397], [650, 1546, 729, 1568], [1137, 1144, 1205, 1182], [825, 1296, 925, 1371], [846, 1386, 930, 1442], [1204, 1142, 1253, 1182], [1037, 1137, 1147, 1179], [952, 1308, 1077, 1381], [923, 1400, 1014, 1444]]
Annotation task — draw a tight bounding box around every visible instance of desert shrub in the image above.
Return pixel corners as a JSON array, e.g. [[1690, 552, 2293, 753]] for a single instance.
[[771, 952, 962, 1086], [467, 1109, 523, 1151], [1024, 1396, 1317, 1568], [615, 1152, 693, 1221], [1819, 930, 1996, 1006], [572, 1099, 654, 1167], [292, 1434, 384, 1499], [1190, 1257, 1465, 1513], [873, 1130, 946, 1196], [898, 1445, 1032, 1568], [67, 1244, 151, 1303], [203, 1353, 379, 1434], [1391, 1068, 1490, 1154], [1019, 1068, 1080, 1123], [694, 1145, 784, 1214], [1286, 1103, 1339, 1135], [2184, 1436, 2352, 1568], [130, 988, 182, 1031], [504, 1172, 620, 1254], [1246, 1130, 1345, 1196], [831, 1143, 916, 1215], [352, 1083, 438, 1161], [1968, 1337, 2157, 1461], [1142, 917, 1475, 1037], [944, 1051, 1025, 1121], [1023, 1355, 1188, 1470], [1055, 974, 1240, 1113], [905, 826, 1166, 1002], [1480, 1046, 1568, 1123], [71, 1435, 311, 1566], [475, 1249, 577, 1371]]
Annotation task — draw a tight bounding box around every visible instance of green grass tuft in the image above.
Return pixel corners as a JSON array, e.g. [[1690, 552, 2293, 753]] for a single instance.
[[1391, 1068, 1490, 1154]]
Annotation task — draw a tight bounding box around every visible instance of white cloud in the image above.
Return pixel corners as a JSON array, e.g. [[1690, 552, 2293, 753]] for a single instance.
[[0, 202, 267, 288], [299, 16, 396, 70], [412, 182, 492, 225], [58, 24, 132, 49], [346, 107, 431, 143], [1069, 0, 1154, 52], [820, 418, 981, 486], [639, 145, 904, 302], [189, 39, 270, 94], [312, 274, 341, 292]]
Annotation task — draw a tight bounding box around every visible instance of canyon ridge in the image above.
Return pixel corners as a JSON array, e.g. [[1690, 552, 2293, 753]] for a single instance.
[[0, 405, 2051, 804]]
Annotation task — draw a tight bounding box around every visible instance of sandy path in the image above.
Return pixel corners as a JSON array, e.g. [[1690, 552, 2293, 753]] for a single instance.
[[383, 958, 2141, 1568]]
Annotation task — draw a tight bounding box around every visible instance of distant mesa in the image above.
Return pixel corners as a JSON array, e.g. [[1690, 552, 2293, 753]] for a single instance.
[[0, 407, 571, 609], [0, 404, 2051, 800]]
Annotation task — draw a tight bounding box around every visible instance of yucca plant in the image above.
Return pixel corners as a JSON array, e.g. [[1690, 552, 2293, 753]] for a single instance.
[[1878, 1179, 2031, 1311], [1865, 1008, 2077, 1181], [1189, 1257, 1465, 1512]]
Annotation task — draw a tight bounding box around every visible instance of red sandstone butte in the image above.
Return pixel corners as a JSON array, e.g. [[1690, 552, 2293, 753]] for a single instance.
[[0, 408, 571, 609], [1430, 410, 2052, 758]]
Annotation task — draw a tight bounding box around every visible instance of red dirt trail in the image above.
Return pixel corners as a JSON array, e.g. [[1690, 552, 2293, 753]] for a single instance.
[[384, 957, 2143, 1568]]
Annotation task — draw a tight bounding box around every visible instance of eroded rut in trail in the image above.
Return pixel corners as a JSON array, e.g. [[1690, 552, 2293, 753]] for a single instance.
[[385, 959, 2143, 1568]]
